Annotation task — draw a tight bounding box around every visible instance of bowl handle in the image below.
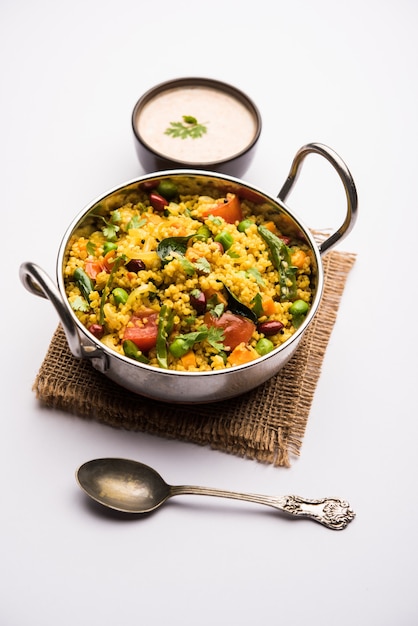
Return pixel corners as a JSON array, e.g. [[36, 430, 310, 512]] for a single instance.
[[278, 143, 358, 255], [19, 261, 104, 361]]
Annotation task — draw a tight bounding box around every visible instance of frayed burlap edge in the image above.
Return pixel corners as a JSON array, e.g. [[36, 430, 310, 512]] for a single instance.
[[33, 248, 356, 467]]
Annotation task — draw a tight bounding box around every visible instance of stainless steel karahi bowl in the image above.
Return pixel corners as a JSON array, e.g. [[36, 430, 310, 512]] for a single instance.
[[20, 143, 357, 404]]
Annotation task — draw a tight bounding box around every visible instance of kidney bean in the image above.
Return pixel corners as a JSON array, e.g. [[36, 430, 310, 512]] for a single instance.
[[140, 180, 158, 191], [126, 258, 146, 272], [149, 192, 169, 212], [88, 323, 104, 339], [257, 320, 284, 336], [190, 289, 206, 314]]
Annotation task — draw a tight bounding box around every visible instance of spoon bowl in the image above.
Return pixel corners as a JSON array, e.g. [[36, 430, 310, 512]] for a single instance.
[[77, 458, 171, 513], [76, 458, 356, 530]]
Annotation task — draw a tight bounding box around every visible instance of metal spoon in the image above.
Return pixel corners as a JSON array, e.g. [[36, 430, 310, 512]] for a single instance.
[[76, 458, 355, 530]]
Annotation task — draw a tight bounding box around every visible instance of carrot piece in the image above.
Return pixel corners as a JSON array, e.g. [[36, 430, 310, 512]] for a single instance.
[[263, 221, 278, 233], [185, 247, 201, 262], [261, 296, 276, 316], [102, 250, 116, 272], [180, 351, 197, 369], [146, 213, 163, 224], [85, 259, 104, 279], [291, 249, 307, 268], [227, 343, 257, 366], [201, 193, 243, 224]]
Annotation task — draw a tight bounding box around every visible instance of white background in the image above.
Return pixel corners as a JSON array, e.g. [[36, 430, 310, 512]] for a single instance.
[[1, 1, 417, 624]]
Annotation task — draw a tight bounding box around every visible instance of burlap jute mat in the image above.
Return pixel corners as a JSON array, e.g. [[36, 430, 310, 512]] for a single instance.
[[33, 248, 356, 467]]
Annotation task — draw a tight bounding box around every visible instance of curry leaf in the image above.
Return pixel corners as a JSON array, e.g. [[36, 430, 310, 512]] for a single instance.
[[157, 235, 194, 264], [223, 284, 258, 323]]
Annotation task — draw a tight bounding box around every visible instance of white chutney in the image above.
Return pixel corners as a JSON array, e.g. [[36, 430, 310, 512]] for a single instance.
[[135, 86, 258, 164]]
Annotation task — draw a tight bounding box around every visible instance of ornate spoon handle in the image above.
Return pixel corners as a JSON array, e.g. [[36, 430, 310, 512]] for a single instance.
[[169, 486, 355, 530]]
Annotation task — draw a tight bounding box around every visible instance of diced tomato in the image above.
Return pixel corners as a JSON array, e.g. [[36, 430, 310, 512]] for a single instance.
[[84, 259, 104, 280], [123, 309, 158, 352], [204, 311, 255, 350], [86, 250, 118, 276], [201, 193, 243, 224], [236, 186, 264, 204]]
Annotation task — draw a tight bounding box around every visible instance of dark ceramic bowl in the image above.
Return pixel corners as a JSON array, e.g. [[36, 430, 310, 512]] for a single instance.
[[131, 77, 262, 177]]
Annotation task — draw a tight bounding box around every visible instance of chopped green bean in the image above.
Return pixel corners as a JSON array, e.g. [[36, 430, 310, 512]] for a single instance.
[[73, 267, 94, 301], [258, 225, 297, 301], [122, 340, 149, 363], [214, 231, 234, 250]]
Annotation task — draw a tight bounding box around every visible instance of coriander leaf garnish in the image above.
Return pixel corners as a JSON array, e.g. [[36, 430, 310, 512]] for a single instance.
[[206, 296, 225, 318], [251, 292, 263, 317], [86, 241, 96, 256], [127, 215, 147, 230], [206, 326, 225, 351], [71, 295, 90, 312], [100, 211, 121, 241], [102, 222, 119, 241], [246, 267, 265, 286], [194, 257, 211, 274], [178, 256, 196, 276], [165, 115, 208, 140], [169, 325, 226, 358]]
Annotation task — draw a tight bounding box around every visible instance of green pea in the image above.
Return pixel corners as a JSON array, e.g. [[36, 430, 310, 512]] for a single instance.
[[169, 338, 189, 358], [214, 231, 234, 250], [103, 241, 118, 254], [289, 299, 309, 329], [122, 340, 149, 363], [195, 225, 211, 241], [237, 219, 253, 233], [156, 180, 178, 200], [289, 299, 309, 316], [112, 287, 128, 305], [255, 338, 275, 356]]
